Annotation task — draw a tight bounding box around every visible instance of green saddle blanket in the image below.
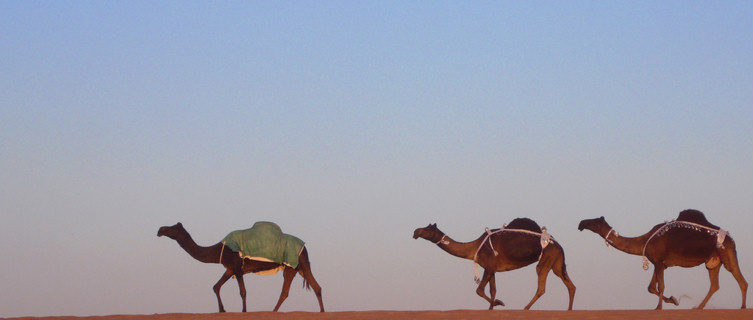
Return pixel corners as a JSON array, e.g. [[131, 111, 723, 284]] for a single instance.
[[222, 221, 305, 268]]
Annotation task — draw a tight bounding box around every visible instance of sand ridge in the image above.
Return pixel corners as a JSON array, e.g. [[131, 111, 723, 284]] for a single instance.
[[5, 309, 753, 320]]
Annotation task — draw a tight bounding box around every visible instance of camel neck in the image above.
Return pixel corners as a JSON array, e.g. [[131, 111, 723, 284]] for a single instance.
[[174, 232, 223, 264], [603, 229, 652, 256], [436, 234, 485, 260]]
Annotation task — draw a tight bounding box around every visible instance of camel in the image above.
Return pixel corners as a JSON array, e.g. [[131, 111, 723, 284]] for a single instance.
[[578, 209, 747, 309], [413, 218, 576, 310], [157, 222, 324, 313]]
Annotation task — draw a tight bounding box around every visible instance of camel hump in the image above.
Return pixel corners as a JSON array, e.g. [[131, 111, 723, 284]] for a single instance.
[[676, 209, 719, 229], [506, 217, 542, 233]]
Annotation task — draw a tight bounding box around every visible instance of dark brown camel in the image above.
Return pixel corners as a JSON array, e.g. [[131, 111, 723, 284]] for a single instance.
[[413, 218, 576, 310], [578, 209, 747, 309], [157, 222, 324, 313]]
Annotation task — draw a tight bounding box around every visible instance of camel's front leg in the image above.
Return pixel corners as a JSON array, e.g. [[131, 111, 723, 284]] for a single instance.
[[652, 265, 678, 310], [475, 269, 502, 309], [213, 270, 233, 313], [234, 271, 247, 312], [273, 267, 297, 311], [488, 273, 505, 309], [647, 268, 678, 307]]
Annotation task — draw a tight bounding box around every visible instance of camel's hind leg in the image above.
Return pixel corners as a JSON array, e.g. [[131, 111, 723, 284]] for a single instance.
[[297, 250, 325, 312], [273, 267, 297, 312], [647, 269, 678, 307], [212, 270, 233, 313], [697, 264, 721, 309], [551, 251, 576, 310], [525, 255, 552, 310], [720, 243, 748, 309]]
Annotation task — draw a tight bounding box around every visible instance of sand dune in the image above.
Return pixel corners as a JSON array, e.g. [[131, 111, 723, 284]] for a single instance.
[[5, 309, 753, 320]]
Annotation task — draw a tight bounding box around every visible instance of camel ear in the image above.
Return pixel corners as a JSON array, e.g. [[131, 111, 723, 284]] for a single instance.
[[177, 222, 183, 227], [431, 223, 437, 227]]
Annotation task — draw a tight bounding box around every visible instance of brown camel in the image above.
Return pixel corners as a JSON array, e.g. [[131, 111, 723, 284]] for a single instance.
[[157, 222, 324, 313], [578, 209, 747, 309], [413, 218, 576, 310]]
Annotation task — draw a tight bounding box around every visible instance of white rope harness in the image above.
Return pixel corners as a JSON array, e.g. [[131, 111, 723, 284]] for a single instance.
[[639, 220, 728, 270], [436, 235, 450, 245], [604, 228, 618, 247], [219, 240, 226, 264], [472, 226, 554, 283]]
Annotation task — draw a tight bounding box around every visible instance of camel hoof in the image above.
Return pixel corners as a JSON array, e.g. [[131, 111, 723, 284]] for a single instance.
[[670, 296, 679, 306], [495, 299, 505, 307]]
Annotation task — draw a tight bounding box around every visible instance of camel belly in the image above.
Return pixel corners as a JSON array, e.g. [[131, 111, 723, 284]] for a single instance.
[[663, 254, 710, 268]]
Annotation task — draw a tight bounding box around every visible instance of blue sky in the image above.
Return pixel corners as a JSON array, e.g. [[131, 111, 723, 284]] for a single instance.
[[2, 1, 752, 317]]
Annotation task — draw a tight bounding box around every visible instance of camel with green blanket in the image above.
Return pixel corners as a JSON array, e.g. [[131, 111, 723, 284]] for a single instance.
[[158, 221, 324, 312]]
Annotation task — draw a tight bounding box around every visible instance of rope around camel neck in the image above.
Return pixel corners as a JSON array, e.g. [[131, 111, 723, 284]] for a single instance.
[[604, 228, 618, 247], [638, 220, 728, 270], [219, 241, 226, 264]]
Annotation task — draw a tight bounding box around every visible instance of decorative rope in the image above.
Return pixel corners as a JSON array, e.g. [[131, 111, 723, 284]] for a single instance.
[[436, 235, 450, 245], [219, 240, 226, 264], [604, 228, 618, 247], [640, 220, 728, 270], [472, 226, 554, 283]]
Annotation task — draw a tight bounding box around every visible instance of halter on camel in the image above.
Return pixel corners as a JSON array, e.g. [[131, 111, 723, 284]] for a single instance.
[[471, 226, 554, 283]]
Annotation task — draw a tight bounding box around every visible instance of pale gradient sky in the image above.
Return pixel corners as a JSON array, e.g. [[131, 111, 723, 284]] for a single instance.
[[2, 1, 752, 317]]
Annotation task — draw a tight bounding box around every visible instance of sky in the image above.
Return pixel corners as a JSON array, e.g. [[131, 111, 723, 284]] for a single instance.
[[1, 1, 752, 317]]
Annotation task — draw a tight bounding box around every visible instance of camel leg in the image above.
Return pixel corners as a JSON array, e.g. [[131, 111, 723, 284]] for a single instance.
[[653, 265, 674, 310], [273, 267, 297, 311], [212, 270, 233, 313], [697, 265, 721, 309], [524, 261, 551, 310], [551, 254, 576, 310], [297, 249, 325, 312], [487, 273, 505, 309], [234, 271, 247, 312], [647, 270, 678, 306], [721, 247, 748, 309], [475, 269, 499, 309]]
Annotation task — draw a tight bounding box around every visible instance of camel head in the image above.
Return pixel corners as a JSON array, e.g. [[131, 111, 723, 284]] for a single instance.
[[577, 216, 610, 233], [157, 222, 186, 240], [413, 223, 443, 242]]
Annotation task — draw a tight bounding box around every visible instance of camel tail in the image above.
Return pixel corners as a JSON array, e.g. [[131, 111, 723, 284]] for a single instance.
[[296, 247, 318, 292]]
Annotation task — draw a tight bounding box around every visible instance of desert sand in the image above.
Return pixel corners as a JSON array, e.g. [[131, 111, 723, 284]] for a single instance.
[[5, 309, 753, 320]]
